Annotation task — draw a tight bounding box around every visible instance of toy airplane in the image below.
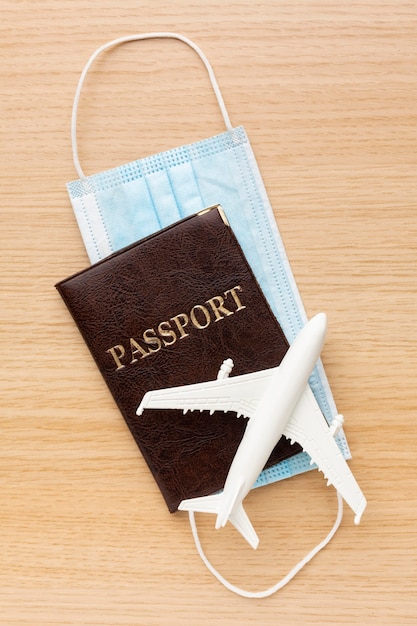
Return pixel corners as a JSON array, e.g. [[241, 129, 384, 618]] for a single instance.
[[137, 313, 366, 549]]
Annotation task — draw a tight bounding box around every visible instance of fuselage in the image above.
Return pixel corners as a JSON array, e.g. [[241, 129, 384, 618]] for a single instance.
[[221, 313, 328, 513]]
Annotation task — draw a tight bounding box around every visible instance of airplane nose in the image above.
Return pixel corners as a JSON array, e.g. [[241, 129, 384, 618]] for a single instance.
[[311, 312, 327, 334]]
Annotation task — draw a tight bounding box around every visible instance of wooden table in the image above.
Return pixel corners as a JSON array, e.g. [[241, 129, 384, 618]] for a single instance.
[[1, 2, 416, 623]]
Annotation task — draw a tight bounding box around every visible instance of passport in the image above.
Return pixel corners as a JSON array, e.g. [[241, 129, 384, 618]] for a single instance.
[[56, 205, 301, 512]]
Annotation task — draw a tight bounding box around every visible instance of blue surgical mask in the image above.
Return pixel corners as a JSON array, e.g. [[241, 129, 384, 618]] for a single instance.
[[67, 32, 350, 489]]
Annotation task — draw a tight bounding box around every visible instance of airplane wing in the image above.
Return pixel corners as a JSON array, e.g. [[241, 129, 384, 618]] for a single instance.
[[283, 386, 367, 524], [136, 367, 276, 419], [137, 364, 366, 524]]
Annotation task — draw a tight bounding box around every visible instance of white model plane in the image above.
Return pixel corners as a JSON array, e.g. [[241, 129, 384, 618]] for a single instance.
[[137, 313, 366, 549]]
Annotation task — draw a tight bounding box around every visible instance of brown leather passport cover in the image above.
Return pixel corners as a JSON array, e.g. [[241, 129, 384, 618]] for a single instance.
[[56, 206, 301, 512]]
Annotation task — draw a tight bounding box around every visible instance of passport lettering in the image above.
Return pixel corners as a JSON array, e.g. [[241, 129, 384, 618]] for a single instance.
[[106, 285, 246, 371]]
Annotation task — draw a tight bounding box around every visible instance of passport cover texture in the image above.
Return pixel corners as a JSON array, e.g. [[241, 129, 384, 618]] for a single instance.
[[56, 206, 301, 511]]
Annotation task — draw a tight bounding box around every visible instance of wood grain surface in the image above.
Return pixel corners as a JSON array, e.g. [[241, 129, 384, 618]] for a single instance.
[[1, 1, 416, 624]]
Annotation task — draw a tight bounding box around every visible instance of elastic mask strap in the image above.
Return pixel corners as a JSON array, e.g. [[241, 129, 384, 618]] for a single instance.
[[188, 490, 344, 598], [71, 32, 234, 179]]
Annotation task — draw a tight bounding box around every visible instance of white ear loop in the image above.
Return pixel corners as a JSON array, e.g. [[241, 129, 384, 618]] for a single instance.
[[71, 32, 234, 179], [188, 490, 344, 598]]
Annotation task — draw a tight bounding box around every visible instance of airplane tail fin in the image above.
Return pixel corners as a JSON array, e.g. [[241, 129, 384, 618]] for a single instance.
[[178, 485, 259, 549]]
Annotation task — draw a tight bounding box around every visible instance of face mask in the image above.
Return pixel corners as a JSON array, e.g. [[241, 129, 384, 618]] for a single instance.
[[67, 33, 349, 595]]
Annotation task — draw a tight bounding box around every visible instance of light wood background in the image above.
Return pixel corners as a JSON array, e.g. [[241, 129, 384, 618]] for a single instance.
[[1, 1, 416, 624]]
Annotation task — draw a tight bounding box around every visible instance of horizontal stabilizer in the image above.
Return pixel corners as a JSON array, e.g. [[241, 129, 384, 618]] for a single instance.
[[178, 493, 223, 515], [178, 490, 259, 549], [229, 503, 259, 550]]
